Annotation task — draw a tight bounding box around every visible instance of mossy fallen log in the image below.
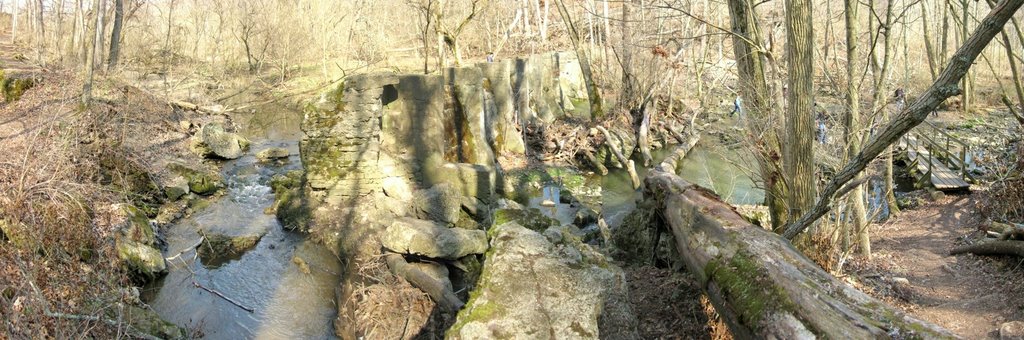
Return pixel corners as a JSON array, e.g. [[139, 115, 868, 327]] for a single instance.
[[643, 169, 959, 339]]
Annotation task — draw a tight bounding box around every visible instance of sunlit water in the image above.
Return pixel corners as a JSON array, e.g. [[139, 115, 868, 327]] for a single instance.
[[600, 145, 762, 227], [143, 106, 342, 339]]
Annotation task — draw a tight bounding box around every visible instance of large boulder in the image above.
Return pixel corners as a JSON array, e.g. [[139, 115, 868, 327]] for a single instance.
[[448, 222, 639, 339], [412, 184, 462, 225], [380, 218, 487, 259], [115, 205, 167, 279], [190, 123, 249, 159], [116, 239, 167, 279], [168, 163, 223, 196]]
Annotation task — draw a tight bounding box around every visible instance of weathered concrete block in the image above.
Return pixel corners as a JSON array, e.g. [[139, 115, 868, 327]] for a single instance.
[[478, 60, 526, 156]]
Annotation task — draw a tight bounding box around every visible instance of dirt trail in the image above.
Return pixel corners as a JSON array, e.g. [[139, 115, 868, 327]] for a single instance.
[[860, 194, 1024, 338], [0, 29, 43, 75]]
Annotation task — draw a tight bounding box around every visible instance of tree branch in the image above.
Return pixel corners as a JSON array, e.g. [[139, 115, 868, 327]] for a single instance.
[[783, 0, 1024, 239]]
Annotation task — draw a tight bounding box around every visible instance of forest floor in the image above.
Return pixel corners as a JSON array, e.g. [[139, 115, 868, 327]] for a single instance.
[[0, 36, 39, 75], [852, 193, 1024, 338]]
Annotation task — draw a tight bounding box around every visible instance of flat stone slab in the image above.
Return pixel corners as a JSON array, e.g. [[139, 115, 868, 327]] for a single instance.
[[380, 218, 487, 259]]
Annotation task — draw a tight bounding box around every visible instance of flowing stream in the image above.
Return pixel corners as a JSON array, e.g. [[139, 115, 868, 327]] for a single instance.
[[142, 105, 343, 339]]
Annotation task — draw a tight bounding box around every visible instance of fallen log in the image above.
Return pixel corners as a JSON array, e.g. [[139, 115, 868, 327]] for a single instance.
[[644, 169, 959, 339], [384, 253, 464, 313], [596, 125, 640, 189], [950, 240, 1024, 257]]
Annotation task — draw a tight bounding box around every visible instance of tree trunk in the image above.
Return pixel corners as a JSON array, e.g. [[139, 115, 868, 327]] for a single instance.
[[74, 0, 86, 65], [868, 0, 900, 219], [54, 0, 65, 63], [941, 2, 950, 66], [985, 0, 1024, 118], [82, 0, 102, 105], [554, 0, 604, 120], [783, 0, 1024, 239], [726, 0, 789, 231], [922, 2, 939, 82], [961, 0, 972, 115], [107, 0, 124, 70], [619, 0, 636, 112], [643, 170, 958, 339], [783, 0, 815, 221], [844, 0, 869, 258], [11, 0, 19, 44], [93, 0, 106, 70], [33, 0, 43, 64]]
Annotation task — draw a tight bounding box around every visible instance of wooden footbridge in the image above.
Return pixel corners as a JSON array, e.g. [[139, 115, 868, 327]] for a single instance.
[[899, 120, 972, 191]]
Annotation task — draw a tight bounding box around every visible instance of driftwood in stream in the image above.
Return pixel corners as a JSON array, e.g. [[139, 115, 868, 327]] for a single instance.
[[643, 169, 959, 338], [595, 125, 640, 189], [384, 253, 464, 313]]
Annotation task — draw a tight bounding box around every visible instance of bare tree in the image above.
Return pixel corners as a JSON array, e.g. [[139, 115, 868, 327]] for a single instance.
[[432, 0, 487, 67], [11, 0, 18, 44], [83, 0, 104, 105], [107, 0, 124, 70], [844, 0, 869, 258], [784, 0, 1024, 239], [554, 0, 604, 119]]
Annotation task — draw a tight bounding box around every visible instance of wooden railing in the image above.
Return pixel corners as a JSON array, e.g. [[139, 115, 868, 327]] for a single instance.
[[903, 120, 973, 182]]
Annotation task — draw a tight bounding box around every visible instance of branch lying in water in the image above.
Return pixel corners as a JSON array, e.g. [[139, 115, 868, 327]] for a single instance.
[[192, 280, 255, 313]]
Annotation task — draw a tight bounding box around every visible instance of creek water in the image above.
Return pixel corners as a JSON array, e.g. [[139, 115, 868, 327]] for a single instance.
[[523, 142, 765, 229], [602, 144, 764, 227], [142, 105, 343, 339]]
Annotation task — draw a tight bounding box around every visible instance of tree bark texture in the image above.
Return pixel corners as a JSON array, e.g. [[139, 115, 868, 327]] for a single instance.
[[108, 0, 125, 70], [783, 0, 816, 220]]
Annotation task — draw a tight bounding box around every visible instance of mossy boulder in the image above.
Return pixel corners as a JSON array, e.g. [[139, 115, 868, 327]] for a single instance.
[[168, 163, 223, 196], [1, 74, 34, 102], [491, 208, 559, 233], [270, 170, 313, 231], [199, 231, 264, 259], [120, 205, 156, 245], [116, 239, 167, 280], [115, 205, 166, 279], [0, 218, 39, 250], [190, 123, 250, 159], [448, 222, 639, 339], [121, 305, 186, 339]]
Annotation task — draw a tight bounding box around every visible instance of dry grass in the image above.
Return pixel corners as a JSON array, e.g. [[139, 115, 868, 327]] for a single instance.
[[980, 140, 1023, 223], [0, 70, 208, 338], [345, 255, 449, 340]]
